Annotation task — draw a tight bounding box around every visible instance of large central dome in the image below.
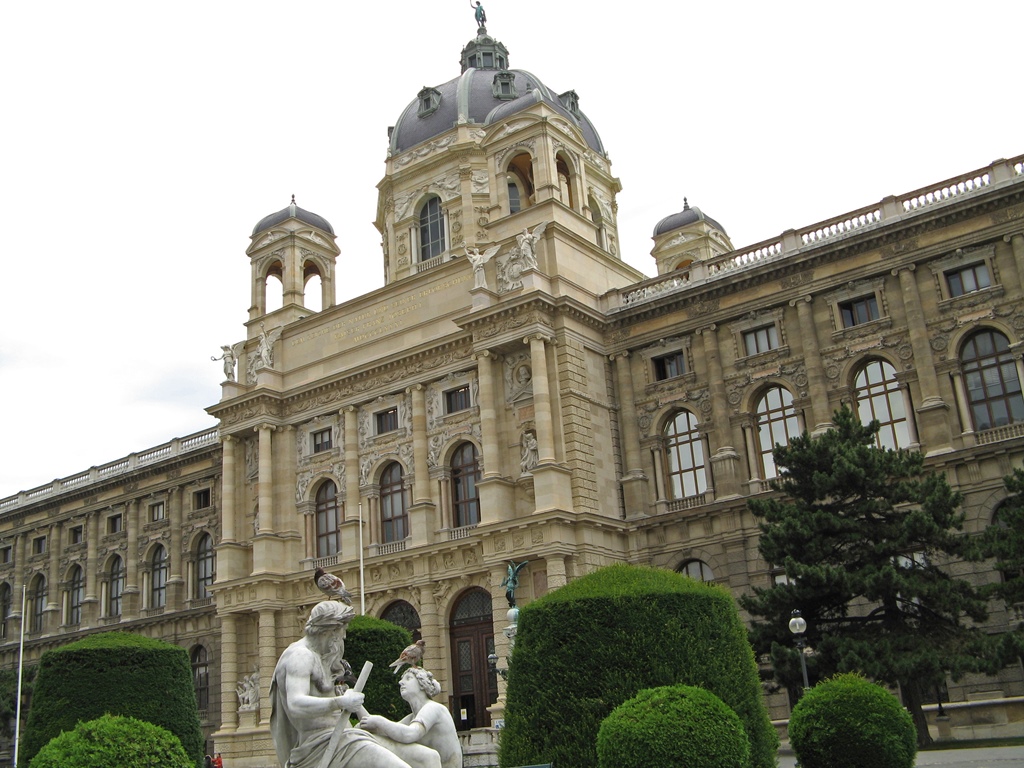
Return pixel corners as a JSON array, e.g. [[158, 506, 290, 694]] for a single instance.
[[388, 29, 605, 156]]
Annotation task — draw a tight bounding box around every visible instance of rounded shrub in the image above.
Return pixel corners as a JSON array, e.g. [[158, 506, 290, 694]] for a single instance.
[[597, 685, 750, 768], [499, 564, 778, 768], [29, 713, 193, 768], [344, 614, 414, 722], [788, 673, 916, 768], [21, 632, 202, 768]]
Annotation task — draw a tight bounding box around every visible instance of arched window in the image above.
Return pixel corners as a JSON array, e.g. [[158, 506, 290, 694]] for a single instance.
[[30, 575, 47, 633], [316, 481, 342, 558], [0, 583, 10, 640], [451, 443, 481, 528], [191, 645, 210, 712], [380, 463, 408, 544], [151, 545, 168, 608], [961, 330, 1024, 432], [381, 600, 422, 641], [755, 386, 800, 480], [678, 559, 714, 582], [418, 196, 445, 261], [108, 556, 124, 617], [663, 410, 707, 500], [507, 153, 534, 214], [195, 534, 215, 600], [854, 360, 910, 450], [67, 566, 84, 626], [555, 154, 575, 209]]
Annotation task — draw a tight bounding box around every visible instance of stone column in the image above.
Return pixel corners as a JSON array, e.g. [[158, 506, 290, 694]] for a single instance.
[[410, 385, 430, 504], [46, 523, 60, 616], [611, 352, 648, 516], [168, 487, 185, 606], [219, 613, 239, 733], [791, 297, 833, 433], [475, 351, 502, 478], [892, 265, 952, 452], [83, 515, 99, 624], [697, 325, 742, 498], [221, 436, 237, 543], [123, 500, 140, 617], [344, 407, 360, 518], [527, 334, 556, 463], [545, 554, 568, 590], [257, 608, 277, 725], [257, 424, 275, 534], [1005, 233, 1024, 287]]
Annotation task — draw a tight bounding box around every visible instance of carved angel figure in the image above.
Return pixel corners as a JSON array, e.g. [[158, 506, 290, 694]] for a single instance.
[[465, 244, 500, 289], [211, 342, 244, 382], [516, 222, 548, 271]]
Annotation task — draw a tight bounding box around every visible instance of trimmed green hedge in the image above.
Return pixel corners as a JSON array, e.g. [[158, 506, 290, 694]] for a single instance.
[[345, 615, 413, 722], [21, 633, 202, 768], [789, 673, 916, 768], [597, 685, 750, 768], [29, 713, 193, 768], [499, 564, 778, 768]]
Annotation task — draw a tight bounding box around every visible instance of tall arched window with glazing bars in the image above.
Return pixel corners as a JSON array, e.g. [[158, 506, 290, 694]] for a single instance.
[[854, 359, 911, 449], [663, 410, 707, 500], [316, 481, 341, 558], [961, 329, 1024, 432], [451, 443, 481, 529], [68, 565, 84, 625], [151, 545, 168, 608], [195, 534, 215, 600], [380, 463, 409, 544], [755, 386, 800, 480]]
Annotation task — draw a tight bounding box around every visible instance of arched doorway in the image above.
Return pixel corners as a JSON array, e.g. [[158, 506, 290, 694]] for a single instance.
[[448, 588, 497, 730]]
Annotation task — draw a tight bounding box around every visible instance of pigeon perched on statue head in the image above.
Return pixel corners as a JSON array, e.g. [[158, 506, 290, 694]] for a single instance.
[[314, 567, 353, 605], [388, 639, 426, 674]]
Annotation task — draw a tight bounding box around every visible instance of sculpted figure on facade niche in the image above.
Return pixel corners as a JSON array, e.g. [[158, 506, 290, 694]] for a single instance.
[[236, 669, 260, 711], [520, 431, 539, 474], [465, 245, 500, 290]]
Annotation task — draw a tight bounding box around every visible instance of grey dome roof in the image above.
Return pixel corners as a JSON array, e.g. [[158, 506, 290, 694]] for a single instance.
[[388, 32, 605, 156], [653, 200, 727, 237], [252, 198, 334, 236]]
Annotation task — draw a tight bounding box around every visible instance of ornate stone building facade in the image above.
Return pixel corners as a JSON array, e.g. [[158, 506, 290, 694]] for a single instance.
[[2, 20, 1023, 767]]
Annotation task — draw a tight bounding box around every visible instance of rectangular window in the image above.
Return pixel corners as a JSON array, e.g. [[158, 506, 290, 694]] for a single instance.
[[946, 263, 991, 297], [839, 296, 880, 328], [743, 325, 779, 356], [312, 428, 332, 453], [150, 501, 165, 522], [107, 514, 123, 534], [653, 351, 686, 381], [445, 386, 472, 414], [375, 408, 399, 434], [32, 536, 46, 555], [193, 489, 211, 510], [70, 526, 84, 544], [0, 547, 11, 564]]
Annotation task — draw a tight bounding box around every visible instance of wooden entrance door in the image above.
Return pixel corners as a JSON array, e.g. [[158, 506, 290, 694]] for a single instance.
[[449, 588, 497, 730]]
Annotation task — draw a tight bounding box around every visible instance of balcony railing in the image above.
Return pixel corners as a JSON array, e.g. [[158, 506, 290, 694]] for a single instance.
[[614, 154, 1024, 311]]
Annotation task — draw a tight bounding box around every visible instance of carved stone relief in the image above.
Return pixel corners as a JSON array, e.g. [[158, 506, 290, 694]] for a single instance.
[[504, 353, 533, 403]]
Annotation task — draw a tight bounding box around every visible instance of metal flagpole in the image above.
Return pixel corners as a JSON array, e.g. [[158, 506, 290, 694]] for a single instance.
[[358, 503, 365, 615], [13, 585, 26, 768]]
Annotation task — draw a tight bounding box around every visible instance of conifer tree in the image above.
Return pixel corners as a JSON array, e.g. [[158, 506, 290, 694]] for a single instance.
[[740, 407, 1006, 747], [980, 468, 1024, 607]]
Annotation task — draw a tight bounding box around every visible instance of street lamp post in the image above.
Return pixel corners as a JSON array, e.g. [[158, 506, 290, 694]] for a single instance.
[[788, 609, 810, 690]]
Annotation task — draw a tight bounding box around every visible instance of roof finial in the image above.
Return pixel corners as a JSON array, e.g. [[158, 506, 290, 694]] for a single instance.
[[291, 194, 296, 205], [683, 197, 690, 210]]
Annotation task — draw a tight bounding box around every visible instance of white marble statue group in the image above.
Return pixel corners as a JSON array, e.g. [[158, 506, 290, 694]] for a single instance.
[[270, 601, 462, 768]]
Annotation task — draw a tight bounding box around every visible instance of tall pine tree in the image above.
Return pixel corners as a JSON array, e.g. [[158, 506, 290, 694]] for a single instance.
[[740, 407, 1006, 747], [980, 468, 1024, 607]]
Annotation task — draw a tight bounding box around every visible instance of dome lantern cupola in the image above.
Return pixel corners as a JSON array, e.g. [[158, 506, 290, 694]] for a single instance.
[[460, 30, 510, 73], [651, 198, 734, 277]]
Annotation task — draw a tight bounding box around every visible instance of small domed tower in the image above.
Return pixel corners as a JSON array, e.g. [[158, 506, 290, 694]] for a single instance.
[[375, 24, 630, 294], [246, 197, 340, 326], [651, 199, 733, 277]]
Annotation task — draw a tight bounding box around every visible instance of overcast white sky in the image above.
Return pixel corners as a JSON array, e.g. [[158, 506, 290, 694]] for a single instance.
[[1, 1, 1020, 497]]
